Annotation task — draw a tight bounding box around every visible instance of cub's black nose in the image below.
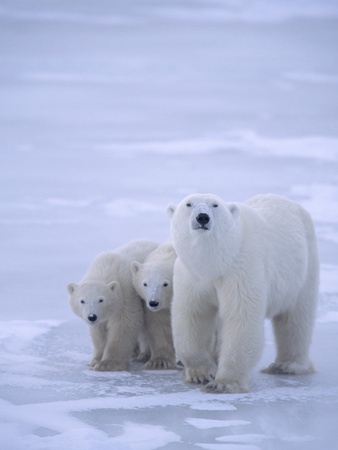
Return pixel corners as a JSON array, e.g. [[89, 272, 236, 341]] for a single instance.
[[149, 300, 159, 308], [196, 213, 210, 226], [88, 314, 97, 322]]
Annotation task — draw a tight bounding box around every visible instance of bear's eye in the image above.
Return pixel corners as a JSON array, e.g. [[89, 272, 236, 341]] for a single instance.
[[163, 282, 168, 287], [143, 282, 147, 287], [98, 299, 104, 303], [213, 203, 218, 208], [80, 300, 85, 304], [186, 202, 192, 207]]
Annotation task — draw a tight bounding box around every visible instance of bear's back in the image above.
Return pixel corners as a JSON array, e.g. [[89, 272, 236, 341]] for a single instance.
[[244, 194, 319, 312], [144, 240, 176, 266], [243, 194, 316, 259], [82, 252, 123, 284], [245, 194, 311, 229], [83, 240, 159, 284], [116, 240, 159, 265]]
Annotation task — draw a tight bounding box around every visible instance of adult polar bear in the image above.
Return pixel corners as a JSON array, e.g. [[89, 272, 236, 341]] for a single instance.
[[168, 193, 319, 393]]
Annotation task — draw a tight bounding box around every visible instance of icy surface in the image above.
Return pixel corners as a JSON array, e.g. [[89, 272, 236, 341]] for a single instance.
[[1, 0, 338, 449]]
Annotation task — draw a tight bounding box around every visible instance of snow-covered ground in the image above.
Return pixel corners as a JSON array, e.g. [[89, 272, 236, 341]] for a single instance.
[[1, 1, 338, 448]]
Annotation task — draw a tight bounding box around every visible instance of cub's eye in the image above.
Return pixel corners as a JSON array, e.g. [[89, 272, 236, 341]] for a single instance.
[[80, 300, 85, 304], [213, 204, 218, 208], [143, 282, 147, 287], [163, 282, 168, 287], [186, 202, 192, 207], [98, 299, 104, 303]]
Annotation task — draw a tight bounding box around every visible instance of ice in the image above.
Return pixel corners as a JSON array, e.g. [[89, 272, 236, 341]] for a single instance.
[[185, 419, 251, 429], [196, 443, 261, 450], [1, 0, 338, 448], [216, 434, 274, 443]]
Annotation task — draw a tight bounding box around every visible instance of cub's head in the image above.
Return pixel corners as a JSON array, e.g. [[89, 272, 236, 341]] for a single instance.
[[67, 280, 121, 325], [131, 262, 172, 311]]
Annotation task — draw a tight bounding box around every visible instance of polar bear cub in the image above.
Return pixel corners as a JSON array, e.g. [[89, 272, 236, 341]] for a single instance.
[[168, 193, 319, 393], [131, 241, 177, 369], [68, 240, 158, 371]]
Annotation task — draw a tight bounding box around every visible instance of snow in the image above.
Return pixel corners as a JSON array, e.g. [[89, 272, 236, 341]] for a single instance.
[[1, 0, 338, 449]]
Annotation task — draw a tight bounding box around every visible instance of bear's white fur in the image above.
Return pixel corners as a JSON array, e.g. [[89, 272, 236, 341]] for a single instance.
[[167, 193, 319, 393], [68, 240, 158, 371], [131, 241, 177, 369]]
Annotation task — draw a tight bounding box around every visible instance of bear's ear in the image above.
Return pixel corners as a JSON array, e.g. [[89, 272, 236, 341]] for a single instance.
[[167, 203, 176, 218], [107, 280, 119, 291], [67, 283, 78, 295], [131, 261, 141, 275], [228, 203, 240, 219]]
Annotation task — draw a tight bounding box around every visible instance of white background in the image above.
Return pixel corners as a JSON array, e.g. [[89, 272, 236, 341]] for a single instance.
[[1, 1, 338, 449]]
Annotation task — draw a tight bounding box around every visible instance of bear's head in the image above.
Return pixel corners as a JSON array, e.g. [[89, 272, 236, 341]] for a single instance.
[[131, 262, 172, 311], [167, 193, 241, 276], [67, 280, 122, 325]]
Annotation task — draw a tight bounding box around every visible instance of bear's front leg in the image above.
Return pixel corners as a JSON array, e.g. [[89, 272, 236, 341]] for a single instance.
[[88, 324, 106, 368], [203, 295, 265, 394], [143, 308, 177, 370], [94, 312, 141, 372], [133, 330, 151, 363], [171, 288, 218, 384]]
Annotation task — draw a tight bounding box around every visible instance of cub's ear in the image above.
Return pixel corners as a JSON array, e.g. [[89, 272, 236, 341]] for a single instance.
[[67, 283, 78, 295], [107, 280, 119, 291], [131, 261, 142, 275], [167, 203, 176, 218], [228, 203, 240, 219]]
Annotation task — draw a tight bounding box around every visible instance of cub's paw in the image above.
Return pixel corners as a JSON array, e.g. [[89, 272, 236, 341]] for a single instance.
[[87, 358, 101, 368], [93, 360, 127, 372], [184, 367, 216, 385], [202, 379, 249, 394], [133, 351, 151, 363], [143, 358, 177, 370], [262, 361, 315, 375]]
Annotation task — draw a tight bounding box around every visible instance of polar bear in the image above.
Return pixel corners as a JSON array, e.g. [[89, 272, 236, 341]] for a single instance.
[[67, 240, 158, 371], [131, 241, 177, 369], [167, 193, 319, 393]]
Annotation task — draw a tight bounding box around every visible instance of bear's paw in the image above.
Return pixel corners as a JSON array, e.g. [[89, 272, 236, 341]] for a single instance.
[[202, 379, 249, 394], [87, 358, 100, 368], [143, 358, 177, 370], [93, 360, 128, 372], [133, 350, 151, 363], [184, 367, 216, 385], [262, 361, 315, 375]]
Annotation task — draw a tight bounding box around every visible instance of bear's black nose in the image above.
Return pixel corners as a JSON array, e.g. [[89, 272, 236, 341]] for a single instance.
[[149, 300, 159, 308], [88, 314, 97, 322], [196, 213, 210, 226]]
